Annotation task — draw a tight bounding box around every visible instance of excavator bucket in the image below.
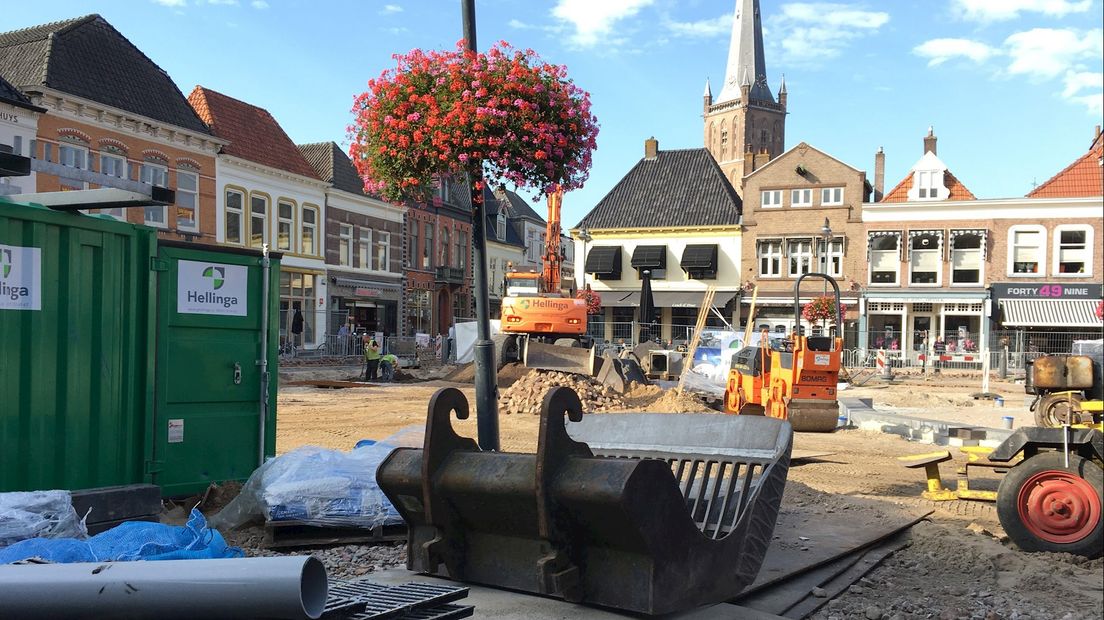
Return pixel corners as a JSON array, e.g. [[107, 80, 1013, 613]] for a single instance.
[[376, 387, 792, 616], [522, 339, 596, 375]]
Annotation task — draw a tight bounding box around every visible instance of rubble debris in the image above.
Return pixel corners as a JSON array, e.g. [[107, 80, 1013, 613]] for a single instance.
[[498, 370, 628, 415]]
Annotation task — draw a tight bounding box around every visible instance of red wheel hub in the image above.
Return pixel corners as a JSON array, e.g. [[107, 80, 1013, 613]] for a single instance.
[[1017, 469, 1102, 544]]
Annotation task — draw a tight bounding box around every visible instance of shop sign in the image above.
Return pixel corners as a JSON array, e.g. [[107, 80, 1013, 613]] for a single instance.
[[0, 244, 41, 311], [355, 287, 382, 298], [991, 283, 1102, 300]]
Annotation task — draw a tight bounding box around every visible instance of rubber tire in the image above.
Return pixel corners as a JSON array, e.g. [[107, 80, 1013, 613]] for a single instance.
[[996, 451, 1103, 557], [1034, 393, 1084, 427], [554, 338, 580, 348]]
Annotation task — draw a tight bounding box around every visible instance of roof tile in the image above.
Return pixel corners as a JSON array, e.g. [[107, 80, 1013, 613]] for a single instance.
[[882, 169, 976, 202], [189, 86, 318, 179], [1027, 136, 1104, 198]]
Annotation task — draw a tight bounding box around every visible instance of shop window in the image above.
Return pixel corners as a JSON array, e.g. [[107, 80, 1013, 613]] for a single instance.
[[787, 238, 813, 277], [141, 162, 168, 226], [951, 232, 983, 284], [176, 170, 198, 232], [1008, 225, 1044, 275], [868, 315, 902, 351], [1054, 225, 1092, 276], [225, 188, 244, 244], [338, 224, 353, 267], [817, 237, 844, 277], [909, 231, 942, 285], [276, 200, 294, 251], [301, 206, 318, 255], [869, 233, 900, 285], [758, 240, 782, 277]]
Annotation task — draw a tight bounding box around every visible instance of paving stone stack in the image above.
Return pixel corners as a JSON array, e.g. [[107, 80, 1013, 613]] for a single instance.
[[499, 370, 627, 415]]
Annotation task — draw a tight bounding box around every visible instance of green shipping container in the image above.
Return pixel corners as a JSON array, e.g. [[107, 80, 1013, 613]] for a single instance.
[[1, 201, 280, 495]]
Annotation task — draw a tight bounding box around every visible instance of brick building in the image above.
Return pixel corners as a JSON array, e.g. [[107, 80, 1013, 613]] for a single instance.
[[0, 74, 44, 195], [0, 15, 223, 241], [298, 141, 405, 339]]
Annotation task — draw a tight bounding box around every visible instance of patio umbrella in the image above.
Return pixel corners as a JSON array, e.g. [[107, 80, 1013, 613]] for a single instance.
[[639, 269, 657, 342]]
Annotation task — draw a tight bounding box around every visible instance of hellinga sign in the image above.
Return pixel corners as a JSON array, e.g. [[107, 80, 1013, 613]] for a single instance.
[[177, 259, 248, 316], [0, 244, 42, 311]]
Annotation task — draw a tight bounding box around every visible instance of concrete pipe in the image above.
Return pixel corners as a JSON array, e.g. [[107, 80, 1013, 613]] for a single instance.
[[0, 555, 327, 619]]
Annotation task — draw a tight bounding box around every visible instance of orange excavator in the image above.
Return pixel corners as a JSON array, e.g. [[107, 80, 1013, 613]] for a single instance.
[[725, 273, 843, 432], [499, 189, 593, 373]]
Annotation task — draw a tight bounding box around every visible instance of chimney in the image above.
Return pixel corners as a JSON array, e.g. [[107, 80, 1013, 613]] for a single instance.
[[874, 147, 885, 202], [1095, 125, 1101, 141], [644, 136, 659, 160], [923, 126, 937, 155], [744, 146, 756, 175], [754, 147, 771, 170]]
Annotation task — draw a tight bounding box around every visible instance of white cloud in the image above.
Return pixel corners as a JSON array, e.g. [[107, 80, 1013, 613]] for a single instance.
[[913, 38, 999, 66], [551, 0, 654, 48], [952, 0, 1092, 22], [508, 19, 533, 29], [666, 14, 730, 39], [251, 0, 269, 8], [769, 3, 889, 64], [206, 0, 239, 5], [1062, 70, 1104, 115], [152, 0, 187, 7], [380, 4, 402, 15], [1004, 27, 1102, 79]]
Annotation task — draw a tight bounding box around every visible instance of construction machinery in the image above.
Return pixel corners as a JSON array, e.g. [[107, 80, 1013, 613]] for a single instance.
[[724, 273, 843, 432], [376, 385, 793, 615], [900, 417, 1103, 557], [498, 189, 594, 375], [1026, 340, 1103, 427]]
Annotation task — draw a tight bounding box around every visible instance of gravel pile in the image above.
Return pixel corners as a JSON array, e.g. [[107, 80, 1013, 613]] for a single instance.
[[498, 370, 627, 415], [222, 524, 407, 580]]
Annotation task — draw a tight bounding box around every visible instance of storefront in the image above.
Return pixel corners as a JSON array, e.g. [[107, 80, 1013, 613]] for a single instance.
[[859, 292, 989, 362], [329, 274, 402, 338], [990, 282, 1103, 355], [279, 269, 326, 347]]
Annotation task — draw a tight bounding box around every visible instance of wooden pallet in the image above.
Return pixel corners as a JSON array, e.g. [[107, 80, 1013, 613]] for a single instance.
[[263, 520, 407, 549]]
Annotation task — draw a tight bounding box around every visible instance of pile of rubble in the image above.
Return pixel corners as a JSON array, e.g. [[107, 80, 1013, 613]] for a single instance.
[[499, 370, 628, 415]]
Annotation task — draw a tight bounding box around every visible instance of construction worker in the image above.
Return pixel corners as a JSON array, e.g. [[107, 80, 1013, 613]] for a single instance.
[[364, 337, 381, 381], [380, 353, 399, 382]]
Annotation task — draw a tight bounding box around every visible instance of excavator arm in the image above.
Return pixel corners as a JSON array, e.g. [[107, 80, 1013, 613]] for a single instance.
[[542, 189, 563, 294]]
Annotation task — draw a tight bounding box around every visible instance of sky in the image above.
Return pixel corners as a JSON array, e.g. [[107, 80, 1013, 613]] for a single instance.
[[6, 0, 1103, 226]]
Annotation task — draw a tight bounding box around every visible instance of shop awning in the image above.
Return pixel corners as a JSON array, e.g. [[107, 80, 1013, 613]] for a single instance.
[[584, 245, 622, 279], [598, 291, 639, 307], [631, 245, 666, 269], [649, 291, 738, 308], [999, 299, 1102, 327], [680, 244, 718, 277]]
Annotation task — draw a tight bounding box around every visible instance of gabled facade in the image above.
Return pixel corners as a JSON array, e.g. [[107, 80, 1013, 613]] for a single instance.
[[485, 192, 526, 314], [188, 86, 328, 346], [741, 142, 869, 339], [299, 141, 405, 340], [572, 138, 744, 344], [0, 15, 223, 240]]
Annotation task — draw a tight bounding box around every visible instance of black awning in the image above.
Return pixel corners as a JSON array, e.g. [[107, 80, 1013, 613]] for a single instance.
[[584, 245, 622, 279], [631, 245, 667, 269], [680, 244, 718, 278]]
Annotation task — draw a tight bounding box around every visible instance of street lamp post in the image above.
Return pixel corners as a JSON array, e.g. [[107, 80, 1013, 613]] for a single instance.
[[578, 225, 592, 289], [819, 217, 833, 275]]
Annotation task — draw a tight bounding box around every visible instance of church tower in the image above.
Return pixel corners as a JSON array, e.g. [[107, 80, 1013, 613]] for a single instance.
[[703, 0, 786, 194]]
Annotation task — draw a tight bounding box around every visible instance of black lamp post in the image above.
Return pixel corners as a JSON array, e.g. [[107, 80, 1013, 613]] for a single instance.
[[462, 0, 499, 451]]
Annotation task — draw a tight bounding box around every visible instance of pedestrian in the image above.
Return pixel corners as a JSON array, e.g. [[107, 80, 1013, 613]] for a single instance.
[[933, 337, 946, 374], [364, 337, 381, 381], [379, 353, 399, 382]]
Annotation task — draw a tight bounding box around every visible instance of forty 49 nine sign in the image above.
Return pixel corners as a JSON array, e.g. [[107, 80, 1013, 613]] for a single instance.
[[177, 260, 248, 316], [991, 283, 1103, 300], [0, 244, 42, 311]]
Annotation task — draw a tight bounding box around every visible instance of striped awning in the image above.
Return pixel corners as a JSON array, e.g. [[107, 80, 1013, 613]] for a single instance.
[[999, 299, 1103, 327]]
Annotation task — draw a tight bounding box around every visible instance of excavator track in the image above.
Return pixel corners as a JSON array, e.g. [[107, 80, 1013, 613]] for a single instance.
[[785, 399, 840, 433]]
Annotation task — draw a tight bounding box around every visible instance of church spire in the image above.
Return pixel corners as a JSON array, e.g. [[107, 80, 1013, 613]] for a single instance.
[[716, 0, 772, 105]]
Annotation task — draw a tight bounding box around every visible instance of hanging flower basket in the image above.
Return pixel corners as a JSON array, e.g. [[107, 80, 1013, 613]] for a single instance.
[[349, 41, 599, 203], [576, 287, 602, 315], [801, 295, 846, 327]]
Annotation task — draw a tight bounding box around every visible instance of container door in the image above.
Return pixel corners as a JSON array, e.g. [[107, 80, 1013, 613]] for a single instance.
[[152, 245, 269, 496]]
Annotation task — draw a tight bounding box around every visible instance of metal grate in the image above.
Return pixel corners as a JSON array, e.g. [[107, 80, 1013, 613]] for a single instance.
[[350, 604, 475, 620], [323, 579, 469, 620]]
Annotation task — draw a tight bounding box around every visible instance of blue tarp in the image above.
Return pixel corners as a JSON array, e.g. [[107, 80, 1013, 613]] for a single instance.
[[0, 509, 241, 564]]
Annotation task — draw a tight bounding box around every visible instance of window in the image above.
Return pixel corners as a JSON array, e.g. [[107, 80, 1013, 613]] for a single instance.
[[249, 194, 268, 248], [42, 142, 54, 163], [225, 189, 244, 244], [409, 224, 418, 268], [821, 187, 843, 206], [11, 135, 21, 156], [1054, 226, 1092, 276], [761, 190, 782, 208], [59, 143, 87, 190], [423, 223, 434, 269], [441, 227, 451, 265], [951, 231, 983, 284], [817, 238, 844, 277], [787, 238, 813, 277], [100, 152, 127, 180], [790, 188, 812, 207], [869, 233, 900, 285], [276, 200, 294, 251], [376, 231, 391, 271], [496, 213, 507, 241], [454, 231, 464, 269], [909, 231, 942, 285], [338, 224, 353, 266], [140, 163, 168, 226], [917, 170, 940, 199], [1009, 226, 1044, 275], [758, 240, 782, 277], [176, 170, 198, 232], [358, 228, 372, 269], [301, 206, 318, 255]]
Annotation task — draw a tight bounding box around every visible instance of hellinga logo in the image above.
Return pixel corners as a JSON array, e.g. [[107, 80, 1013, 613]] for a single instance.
[[1, 249, 10, 279], [0, 248, 31, 302], [202, 266, 225, 290]]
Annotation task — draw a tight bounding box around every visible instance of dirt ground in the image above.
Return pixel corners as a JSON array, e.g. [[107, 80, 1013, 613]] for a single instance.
[[273, 368, 1103, 619]]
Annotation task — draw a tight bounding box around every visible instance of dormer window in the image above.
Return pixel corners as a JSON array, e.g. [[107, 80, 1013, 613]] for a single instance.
[[916, 170, 942, 199], [496, 212, 506, 241]]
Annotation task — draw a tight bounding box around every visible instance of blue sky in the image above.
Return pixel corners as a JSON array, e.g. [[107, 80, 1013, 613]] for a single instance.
[[7, 0, 1103, 226]]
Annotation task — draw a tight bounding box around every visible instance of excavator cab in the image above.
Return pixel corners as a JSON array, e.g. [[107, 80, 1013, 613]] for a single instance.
[[726, 273, 842, 432]]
